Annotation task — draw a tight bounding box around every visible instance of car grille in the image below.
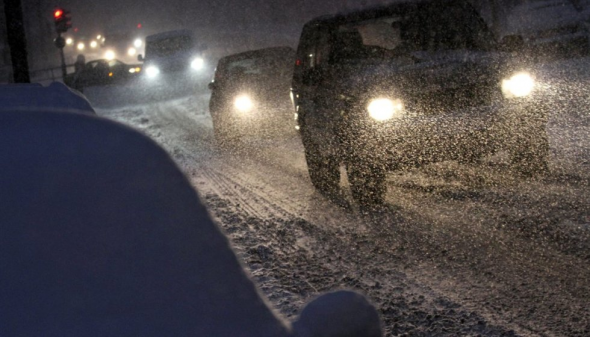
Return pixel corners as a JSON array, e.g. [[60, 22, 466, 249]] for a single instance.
[[408, 85, 500, 115]]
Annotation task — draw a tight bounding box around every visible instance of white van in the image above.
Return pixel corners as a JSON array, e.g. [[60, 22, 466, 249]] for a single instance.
[[138, 29, 206, 81]]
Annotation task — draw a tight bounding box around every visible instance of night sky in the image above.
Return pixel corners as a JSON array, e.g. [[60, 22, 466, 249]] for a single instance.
[[57, 0, 391, 45]]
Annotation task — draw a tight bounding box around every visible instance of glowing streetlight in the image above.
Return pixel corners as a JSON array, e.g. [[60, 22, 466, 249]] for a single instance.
[[77, 42, 85, 51]]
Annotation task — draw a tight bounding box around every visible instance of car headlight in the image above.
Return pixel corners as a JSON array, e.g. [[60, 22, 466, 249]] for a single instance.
[[104, 50, 116, 60], [502, 72, 535, 98], [367, 98, 404, 121], [234, 95, 253, 113], [191, 57, 204, 70], [145, 66, 160, 78]]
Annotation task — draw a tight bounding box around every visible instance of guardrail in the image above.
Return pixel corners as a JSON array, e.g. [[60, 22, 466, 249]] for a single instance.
[[29, 65, 76, 85]]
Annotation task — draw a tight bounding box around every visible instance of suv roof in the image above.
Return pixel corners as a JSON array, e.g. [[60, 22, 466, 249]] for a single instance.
[[146, 29, 193, 42], [305, 0, 493, 39], [307, 0, 429, 25]]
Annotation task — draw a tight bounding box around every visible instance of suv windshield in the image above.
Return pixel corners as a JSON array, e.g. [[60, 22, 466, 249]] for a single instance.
[[146, 35, 193, 58], [333, 3, 495, 62]]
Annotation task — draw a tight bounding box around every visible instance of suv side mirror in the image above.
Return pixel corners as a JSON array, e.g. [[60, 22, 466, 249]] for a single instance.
[[137, 54, 144, 62], [499, 35, 524, 53], [208, 82, 216, 90]]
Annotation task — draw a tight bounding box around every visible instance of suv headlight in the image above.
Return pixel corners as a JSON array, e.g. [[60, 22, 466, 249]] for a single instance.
[[146, 66, 160, 78], [191, 57, 204, 70], [502, 72, 535, 98], [367, 98, 404, 121], [234, 95, 254, 113]]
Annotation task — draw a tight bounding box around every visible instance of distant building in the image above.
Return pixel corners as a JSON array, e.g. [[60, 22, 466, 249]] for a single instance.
[[1, 0, 61, 83], [22, 0, 60, 71]]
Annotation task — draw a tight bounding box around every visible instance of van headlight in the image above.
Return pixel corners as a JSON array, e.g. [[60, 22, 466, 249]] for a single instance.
[[191, 57, 204, 70], [146, 66, 160, 78], [502, 72, 535, 98], [234, 95, 254, 113], [367, 98, 404, 121]]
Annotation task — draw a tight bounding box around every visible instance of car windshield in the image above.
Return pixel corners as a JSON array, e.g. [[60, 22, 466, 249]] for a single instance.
[[3, 0, 590, 336]]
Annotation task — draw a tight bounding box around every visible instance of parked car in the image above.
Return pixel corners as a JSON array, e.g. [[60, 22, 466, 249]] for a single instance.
[[292, 0, 549, 207], [208, 46, 295, 146], [72, 59, 141, 91]]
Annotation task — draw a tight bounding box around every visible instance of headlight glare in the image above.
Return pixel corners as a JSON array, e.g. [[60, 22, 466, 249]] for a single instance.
[[104, 50, 116, 60], [146, 66, 160, 78], [234, 95, 253, 113], [367, 98, 404, 121], [502, 72, 535, 98], [191, 57, 204, 70]]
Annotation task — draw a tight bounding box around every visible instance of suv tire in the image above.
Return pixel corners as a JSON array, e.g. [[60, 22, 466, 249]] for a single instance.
[[302, 135, 341, 198], [213, 119, 241, 150], [507, 104, 550, 176], [510, 128, 549, 176], [347, 161, 386, 207]]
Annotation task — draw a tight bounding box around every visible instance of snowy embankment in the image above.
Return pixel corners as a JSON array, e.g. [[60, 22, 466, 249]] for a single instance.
[[90, 56, 589, 336]]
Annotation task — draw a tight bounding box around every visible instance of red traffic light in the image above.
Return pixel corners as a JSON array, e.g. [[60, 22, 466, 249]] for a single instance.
[[54, 9, 64, 19], [53, 8, 72, 33]]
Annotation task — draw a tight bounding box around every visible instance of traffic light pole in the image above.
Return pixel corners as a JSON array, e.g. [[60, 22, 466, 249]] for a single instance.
[[53, 8, 71, 81], [55, 33, 67, 80], [59, 44, 67, 80], [3, 0, 30, 83]]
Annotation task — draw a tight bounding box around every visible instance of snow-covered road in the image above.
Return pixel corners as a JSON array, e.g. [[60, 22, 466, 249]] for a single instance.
[[88, 57, 589, 336]]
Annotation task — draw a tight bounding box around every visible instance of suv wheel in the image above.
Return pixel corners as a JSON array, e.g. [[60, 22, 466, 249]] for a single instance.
[[509, 130, 549, 176], [347, 161, 386, 207], [507, 106, 550, 176], [302, 136, 340, 198], [213, 120, 241, 150]]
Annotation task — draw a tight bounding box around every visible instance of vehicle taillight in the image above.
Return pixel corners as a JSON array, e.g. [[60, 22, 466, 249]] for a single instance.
[[295, 59, 301, 66]]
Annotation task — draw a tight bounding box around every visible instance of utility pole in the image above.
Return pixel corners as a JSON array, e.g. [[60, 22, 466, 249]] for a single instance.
[[4, 0, 30, 83]]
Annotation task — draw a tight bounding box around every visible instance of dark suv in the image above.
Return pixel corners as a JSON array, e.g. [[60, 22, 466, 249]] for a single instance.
[[292, 0, 549, 206], [209, 46, 295, 145]]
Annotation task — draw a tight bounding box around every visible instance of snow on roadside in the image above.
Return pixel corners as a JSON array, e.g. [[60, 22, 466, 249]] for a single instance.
[[90, 56, 590, 336]]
